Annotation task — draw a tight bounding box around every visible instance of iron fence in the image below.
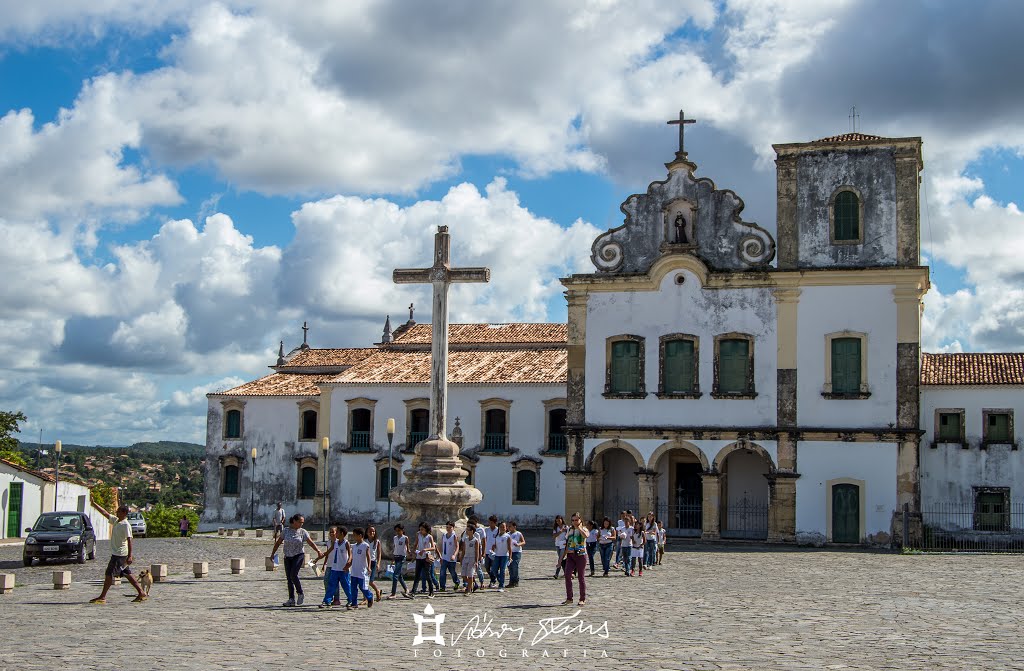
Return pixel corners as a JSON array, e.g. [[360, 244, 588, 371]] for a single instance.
[[655, 499, 703, 537], [906, 501, 1024, 552], [720, 497, 768, 540]]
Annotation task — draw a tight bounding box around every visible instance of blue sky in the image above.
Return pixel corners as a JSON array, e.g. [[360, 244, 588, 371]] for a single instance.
[[0, 1, 1021, 445]]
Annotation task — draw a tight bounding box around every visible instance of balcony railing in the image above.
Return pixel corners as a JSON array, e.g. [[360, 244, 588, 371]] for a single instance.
[[408, 432, 428, 449], [548, 433, 568, 453], [349, 431, 372, 451], [483, 433, 507, 452]]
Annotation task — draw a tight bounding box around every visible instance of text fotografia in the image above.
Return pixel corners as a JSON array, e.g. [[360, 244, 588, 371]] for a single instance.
[[412, 606, 610, 658]]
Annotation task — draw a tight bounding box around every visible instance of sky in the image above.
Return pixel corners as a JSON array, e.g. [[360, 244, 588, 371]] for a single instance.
[[0, 0, 1022, 446]]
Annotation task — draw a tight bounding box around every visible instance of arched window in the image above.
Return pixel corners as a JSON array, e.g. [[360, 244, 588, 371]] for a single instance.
[[833, 190, 861, 242], [222, 464, 240, 495], [515, 469, 537, 503], [300, 409, 318, 441], [299, 466, 317, 499], [349, 408, 372, 451], [377, 467, 398, 500], [225, 409, 242, 439]]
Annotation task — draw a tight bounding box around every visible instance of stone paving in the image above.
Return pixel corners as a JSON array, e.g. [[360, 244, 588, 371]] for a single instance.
[[0, 534, 1022, 671]]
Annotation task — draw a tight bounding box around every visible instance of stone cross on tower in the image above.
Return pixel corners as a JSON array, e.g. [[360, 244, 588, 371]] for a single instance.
[[667, 110, 696, 154], [394, 226, 490, 440]]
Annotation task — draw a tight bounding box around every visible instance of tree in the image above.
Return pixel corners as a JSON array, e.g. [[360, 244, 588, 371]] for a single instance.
[[91, 482, 116, 511], [0, 411, 27, 466]]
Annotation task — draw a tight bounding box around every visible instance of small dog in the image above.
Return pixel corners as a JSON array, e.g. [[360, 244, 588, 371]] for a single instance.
[[138, 570, 153, 595]]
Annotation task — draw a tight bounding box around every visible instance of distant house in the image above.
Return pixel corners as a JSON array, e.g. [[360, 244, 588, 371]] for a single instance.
[[1, 459, 111, 540]]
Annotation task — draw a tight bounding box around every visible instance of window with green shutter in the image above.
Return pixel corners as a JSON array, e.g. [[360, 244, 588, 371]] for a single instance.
[[663, 339, 695, 393], [986, 413, 1011, 443], [834, 190, 860, 242], [830, 337, 862, 394], [225, 409, 241, 439], [718, 338, 749, 394], [937, 412, 962, 442], [610, 340, 641, 393]]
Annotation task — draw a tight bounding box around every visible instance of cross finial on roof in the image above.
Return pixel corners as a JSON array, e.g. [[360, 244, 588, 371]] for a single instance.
[[276, 341, 286, 366], [667, 109, 696, 154], [409, 303, 415, 322], [849, 106, 860, 132], [301, 321, 309, 348], [382, 314, 393, 344]]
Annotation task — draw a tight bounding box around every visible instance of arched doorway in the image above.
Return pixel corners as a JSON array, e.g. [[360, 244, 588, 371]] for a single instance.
[[649, 441, 709, 537], [586, 441, 644, 520], [716, 443, 773, 540]]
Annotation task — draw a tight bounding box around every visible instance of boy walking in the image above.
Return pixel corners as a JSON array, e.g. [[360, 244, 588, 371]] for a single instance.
[[90, 505, 147, 604], [347, 528, 375, 609]]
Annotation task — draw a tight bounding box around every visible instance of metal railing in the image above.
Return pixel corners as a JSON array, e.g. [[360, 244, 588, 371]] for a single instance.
[[407, 432, 428, 448], [348, 431, 372, 451], [905, 501, 1024, 552], [720, 497, 768, 540], [655, 499, 703, 537], [483, 433, 507, 452], [547, 433, 567, 453]]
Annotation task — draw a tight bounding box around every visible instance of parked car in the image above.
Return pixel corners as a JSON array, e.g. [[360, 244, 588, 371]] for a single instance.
[[127, 511, 147, 537], [23, 512, 96, 566]]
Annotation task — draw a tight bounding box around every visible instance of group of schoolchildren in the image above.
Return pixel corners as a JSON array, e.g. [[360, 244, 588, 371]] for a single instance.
[[270, 512, 527, 608], [553, 509, 666, 580]]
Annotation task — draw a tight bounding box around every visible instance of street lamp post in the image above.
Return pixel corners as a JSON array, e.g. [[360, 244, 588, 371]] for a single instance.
[[386, 418, 395, 521], [53, 440, 62, 512], [249, 447, 257, 529], [321, 436, 329, 543]]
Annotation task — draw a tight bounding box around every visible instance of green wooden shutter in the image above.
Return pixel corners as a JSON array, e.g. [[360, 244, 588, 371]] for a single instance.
[[938, 413, 961, 442], [226, 410, 241, 438], [224, 466, 239, 495], [831, 338, 861, 394], [301, 467, 316, 498], [611, 340, 640, 393], [718, 339, 749, 393], [664, 339, 694, 393], [834, 191, 860, 241], [988, 414, 1010, 442], [516, 470, 537, 502]]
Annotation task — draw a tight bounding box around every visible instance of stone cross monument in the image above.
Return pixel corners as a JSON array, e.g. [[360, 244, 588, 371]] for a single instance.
[[389, 225, 487, 532]]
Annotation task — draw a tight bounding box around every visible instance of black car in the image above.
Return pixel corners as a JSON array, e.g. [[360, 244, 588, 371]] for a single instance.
[[23, 511, 97, 566]]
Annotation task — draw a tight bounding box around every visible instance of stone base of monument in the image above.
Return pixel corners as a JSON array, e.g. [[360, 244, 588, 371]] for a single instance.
[[52, 571, 71, 590], [0, 573, 14, 594], [151, 564, 169, 582], [193, 562, 208, 578]]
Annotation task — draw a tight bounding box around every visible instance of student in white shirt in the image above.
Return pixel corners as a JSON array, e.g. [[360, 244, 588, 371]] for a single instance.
[[319, 526, 351, 608], [507, 521, 526, 588], [619, 523, 634, 576], [439, 521, 461, 591], [410, 523, 436, 598], [585, 520, 599, 577], [387, 523, 412, 599], [490, 522, 513, 592], [484, 515, 500, 587], [552, 515, 568, 579], [657, 520, 667, 565], [643, 511, 659, 568], [629, 520, 646, 577], [473, 517, 487, 590], [597, 517, 616, 576], [458, 521, 483, 596], [347, 528, 375, 609], [366, 525, 383, 601], [614, 512, 627, 568]]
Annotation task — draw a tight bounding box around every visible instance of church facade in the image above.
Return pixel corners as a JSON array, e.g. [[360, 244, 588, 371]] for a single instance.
[[201, 129, 1024, 545]]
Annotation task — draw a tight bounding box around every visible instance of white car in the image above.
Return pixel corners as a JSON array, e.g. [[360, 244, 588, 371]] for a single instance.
[[127, 512, 147, 537]]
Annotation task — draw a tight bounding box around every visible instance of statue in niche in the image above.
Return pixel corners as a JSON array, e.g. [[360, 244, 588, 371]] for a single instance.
[[673, 212, 689, 244]]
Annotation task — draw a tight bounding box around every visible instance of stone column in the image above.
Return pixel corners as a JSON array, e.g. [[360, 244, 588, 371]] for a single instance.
[[701, 473, 721, 540], [768, 475, 797, 542], [563, 469, 594, 520], [774, 154, 799, 269], [894, 144, 923, 266], [637, 469, 658, 516]]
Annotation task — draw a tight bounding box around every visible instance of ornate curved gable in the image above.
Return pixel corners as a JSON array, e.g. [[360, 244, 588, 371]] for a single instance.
[[591, 154, 776, 273]]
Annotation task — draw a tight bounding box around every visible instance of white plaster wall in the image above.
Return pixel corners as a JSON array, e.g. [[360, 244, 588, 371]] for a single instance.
[[796, 441, 897, 539], [796, 284, 899, 427], [722, 451, 771, 506], [585, 269, 778, 428], [920, 386, 1024, 506], [0, 468, 45, 538], [583, 438, 779, 473]]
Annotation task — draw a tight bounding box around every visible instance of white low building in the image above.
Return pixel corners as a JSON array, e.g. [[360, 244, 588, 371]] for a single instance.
[[1, 459, 111, 540]]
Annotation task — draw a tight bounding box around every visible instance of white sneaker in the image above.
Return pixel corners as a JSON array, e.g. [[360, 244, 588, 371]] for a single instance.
[[296, 594, 304, 606], [497, 588, 504, 593]]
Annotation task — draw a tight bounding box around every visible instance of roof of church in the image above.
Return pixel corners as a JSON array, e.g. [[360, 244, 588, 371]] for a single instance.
[[328, 349, 566, 385], [215, 373, 337, 396], [921, 353, 1024, 386], [277, 348, 376, 368], [390, 323, 567, 346], [812, 132, 884, 144]]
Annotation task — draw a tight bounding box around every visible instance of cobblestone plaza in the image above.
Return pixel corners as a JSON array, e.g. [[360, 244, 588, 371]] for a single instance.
[[1, 536, 1021, 670]]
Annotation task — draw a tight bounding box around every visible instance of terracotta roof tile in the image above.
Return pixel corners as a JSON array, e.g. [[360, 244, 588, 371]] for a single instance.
[[215, 373, 336, 396], [392, 323, 567, 345], [921, 353, 1024, 386], [812, 132, 884, 144], [330, 349, 566, 384], [279, 348, 376, 368]]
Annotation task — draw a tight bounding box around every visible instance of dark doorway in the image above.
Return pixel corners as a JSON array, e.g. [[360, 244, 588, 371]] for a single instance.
[[832, 484, 860, 543], [671, 462, 703, 535]]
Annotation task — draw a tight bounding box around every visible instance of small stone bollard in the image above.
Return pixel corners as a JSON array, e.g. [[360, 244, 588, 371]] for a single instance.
[[151, 564, 169, 582], [112, 576, 122, 585], [0, 573, 14, 594], [193, 562, 208, 578], [52, 571, 71, 590], [265, 557, 278, 571], [238, 529, 246, 537], [230, 558, 245, 574], [226, 529, 235, 537], [218, 527, 225, 536], [255, 529, 264, 538]]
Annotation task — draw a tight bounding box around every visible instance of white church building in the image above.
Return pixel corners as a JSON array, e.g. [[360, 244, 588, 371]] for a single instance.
[[202, 129, 1024, 545]]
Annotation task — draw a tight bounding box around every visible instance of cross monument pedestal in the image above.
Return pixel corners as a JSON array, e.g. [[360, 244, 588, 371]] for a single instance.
[[387, 226, 487, 548]]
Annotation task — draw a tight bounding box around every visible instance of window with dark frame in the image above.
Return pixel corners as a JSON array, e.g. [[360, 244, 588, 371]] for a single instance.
[[718, 338, 750, 394], [225, 409, 242, 439], [223, 465, 239, 495], [299, 466, 316, 498], [610, 340, 641, 393], [377, 467, 397, 499], [974, 489, 1010, 532], [834, 190, 860, 242], [515, 469, 537, 503], [830, 337, 861, 394], [408, 408, 429, 448], [937, 412, 962, 442], [349, 408, 372, 450], [484, 409, 507, 452], [547, 408, 567, 453], [986, 413, 1011, 443], [300, 409, 317, 441], [663, 339, 695, 394]]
